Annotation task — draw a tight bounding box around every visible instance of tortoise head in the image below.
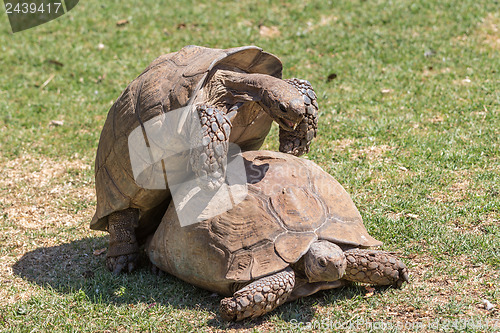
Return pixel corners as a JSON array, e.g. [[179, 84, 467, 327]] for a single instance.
[[304, 240, 346, 283], [259, 79, 306, 132], [209, 69, 306, 131]]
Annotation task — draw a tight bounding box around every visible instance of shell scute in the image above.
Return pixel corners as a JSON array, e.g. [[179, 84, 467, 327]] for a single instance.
[[210, 194, 285, 253], [269, 187, 324, 232]]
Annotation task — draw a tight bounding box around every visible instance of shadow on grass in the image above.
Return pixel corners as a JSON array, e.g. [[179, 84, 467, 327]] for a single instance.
[[12, 236, 369, 329], [12, 236, 108, 290]]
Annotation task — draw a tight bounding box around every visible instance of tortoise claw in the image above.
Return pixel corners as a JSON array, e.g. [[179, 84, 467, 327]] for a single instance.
[[106, 253, 138, 275], [395, 266, 409, 288], [279, 78, 318, 156], [106, 208, 140, 275], [150, 263, 166, 276]]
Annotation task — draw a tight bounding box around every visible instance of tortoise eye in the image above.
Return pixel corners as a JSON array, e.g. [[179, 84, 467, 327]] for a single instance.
[[318, 258, 328, 267], [279, 103, 287, 113]]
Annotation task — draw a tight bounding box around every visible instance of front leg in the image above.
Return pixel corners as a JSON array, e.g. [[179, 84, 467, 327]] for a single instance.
[[343, 249, 409, 288], [106, 208, 140, 274], [279, 78, 319, 156], [220, 267, 295, 321], [189, 104, 231, 191]]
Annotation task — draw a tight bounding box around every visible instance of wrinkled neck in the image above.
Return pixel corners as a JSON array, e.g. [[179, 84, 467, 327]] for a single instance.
[[204, 68, 278, 108], [290, 256, 308, 280]]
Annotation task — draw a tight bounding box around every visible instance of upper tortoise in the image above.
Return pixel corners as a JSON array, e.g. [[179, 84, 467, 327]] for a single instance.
[[147, 150, 409, 321], [92, 45, 319, 274]]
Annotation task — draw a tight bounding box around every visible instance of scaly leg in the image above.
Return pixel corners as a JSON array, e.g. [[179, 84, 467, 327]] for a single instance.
[[106, 208, 139, 275], [220, 267, 295, 321], [189, 104, 231, 191], [343, 249, 409, 288]]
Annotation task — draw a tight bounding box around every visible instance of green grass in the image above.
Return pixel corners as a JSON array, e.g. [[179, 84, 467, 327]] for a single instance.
[[1, 0, 499, 331]]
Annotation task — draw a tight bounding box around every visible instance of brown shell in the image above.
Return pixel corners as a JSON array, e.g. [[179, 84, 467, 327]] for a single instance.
[[147, 151, 382, 294], [91, 46, 283, 233]]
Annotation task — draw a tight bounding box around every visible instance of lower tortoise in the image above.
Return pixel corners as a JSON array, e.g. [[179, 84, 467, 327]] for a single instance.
[[147, 150, 409, 321]]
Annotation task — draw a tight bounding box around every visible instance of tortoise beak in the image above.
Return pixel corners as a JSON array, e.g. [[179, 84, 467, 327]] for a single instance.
[[276, 98, 305, 131], [284, 119, 295, 128], [275, 117, 298, 131]]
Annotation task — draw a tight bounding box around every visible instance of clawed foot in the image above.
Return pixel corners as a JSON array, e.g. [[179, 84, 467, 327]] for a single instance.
[[106, 252, 139, 275], [150, 262, 166, 277], [279, 78, 318, 156], [106, 208, 140, 275]]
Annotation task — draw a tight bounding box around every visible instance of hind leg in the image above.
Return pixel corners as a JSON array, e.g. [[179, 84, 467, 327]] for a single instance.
[[106, 208, 140, 274], [343, 249, 409, 288]]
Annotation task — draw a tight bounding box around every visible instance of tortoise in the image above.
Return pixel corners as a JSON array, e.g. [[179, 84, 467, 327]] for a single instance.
[[91, 45, 319, 274], [146, 150, 409, 321]]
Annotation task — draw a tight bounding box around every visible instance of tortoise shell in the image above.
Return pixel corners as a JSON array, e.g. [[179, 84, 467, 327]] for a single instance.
[[92, 46, 283, 234], [147, 150, 382, 296]]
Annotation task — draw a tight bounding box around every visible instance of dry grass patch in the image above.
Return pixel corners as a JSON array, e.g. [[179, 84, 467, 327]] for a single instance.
[[427, 115, 444, 124], [353, 144, 396, 161], [0, 154, 94, 229], [422, 67, 452, 78], [329, 140, 397, 162], [477, 13, 500, 51], [430, 170, 486, 204], [409, 255, 499, 313], [331, 138, 356, 153], [453, 13, 500, 52], [0, 154, 98, 306]]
